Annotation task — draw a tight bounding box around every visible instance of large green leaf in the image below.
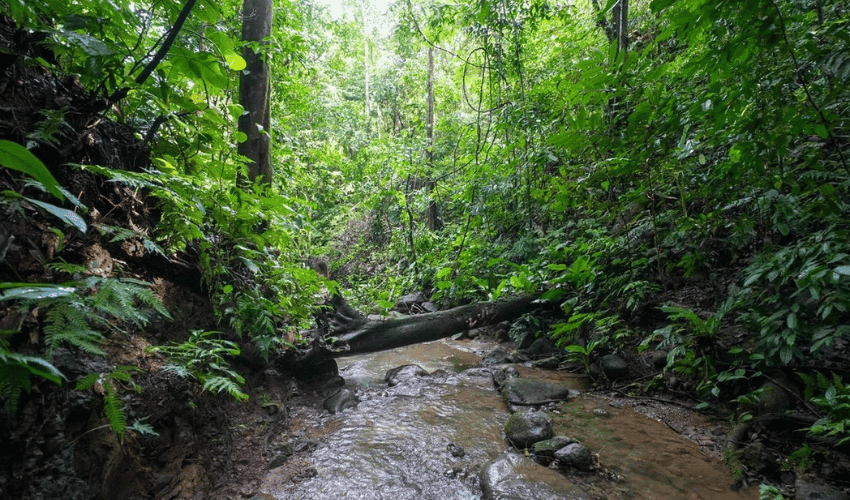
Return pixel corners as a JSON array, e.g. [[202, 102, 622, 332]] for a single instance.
[[0, 140, 64, 201]]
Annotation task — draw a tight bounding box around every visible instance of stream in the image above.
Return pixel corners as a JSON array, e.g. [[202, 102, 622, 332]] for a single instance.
[[257, 338, 758, 500]]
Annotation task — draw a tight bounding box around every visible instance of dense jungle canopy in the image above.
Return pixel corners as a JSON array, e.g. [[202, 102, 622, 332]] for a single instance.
[[1, 0, 849, 497]]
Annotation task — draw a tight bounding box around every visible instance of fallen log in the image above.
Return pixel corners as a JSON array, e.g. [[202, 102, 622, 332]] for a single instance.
[[325, 294, 541, 357]]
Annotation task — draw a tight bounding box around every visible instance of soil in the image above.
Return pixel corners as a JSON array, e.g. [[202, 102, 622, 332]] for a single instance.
[[1, 12, 848, 500]]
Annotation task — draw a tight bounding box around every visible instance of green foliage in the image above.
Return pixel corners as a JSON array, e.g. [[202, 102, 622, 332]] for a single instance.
[[0, 140, 64, 201], [759, 484, 787, 500], [148, 330, 249, 402], [0, 345, 66, 413], [75, 366, 139, 436], [798, 371, 850, 446]]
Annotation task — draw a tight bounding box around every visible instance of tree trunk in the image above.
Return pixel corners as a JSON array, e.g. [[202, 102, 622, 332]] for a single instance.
[[238, 0, 273, 185], [425, 47, 442, 231], [325, 295, 539, 357]]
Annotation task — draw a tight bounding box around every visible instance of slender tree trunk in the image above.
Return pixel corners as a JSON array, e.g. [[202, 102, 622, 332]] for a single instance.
[[363, 0, 371, 135], [238, 0, 273, 185], [425, 47, 442, 231], [612, 0, 629, 57]]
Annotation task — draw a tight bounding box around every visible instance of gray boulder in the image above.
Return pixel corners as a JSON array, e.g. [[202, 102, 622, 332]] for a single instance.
[[525, 337, 557, 359], [385, 364, 429, 386], [504, 410, 553, 449], [796, 476, 850, 500], [482, 349, 513, 366], [531, 436, 577, 465], [500, 377, 573, 407], [554, 442, 594, 471], [480, 451, 592, 500], [322, 388, 358, 413], [600, 354, 628, 379]]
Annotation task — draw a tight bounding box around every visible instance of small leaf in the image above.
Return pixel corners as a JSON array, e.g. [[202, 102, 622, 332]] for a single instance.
[[813, 123, 829, 139], [0, 140, 64, 201], [225, 54, 247, 71], [26, 197, 87, 232], [834, 265, 850, 276]]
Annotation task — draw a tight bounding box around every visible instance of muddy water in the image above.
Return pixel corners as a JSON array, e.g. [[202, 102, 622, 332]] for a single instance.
[[259, 339, 757, 500]]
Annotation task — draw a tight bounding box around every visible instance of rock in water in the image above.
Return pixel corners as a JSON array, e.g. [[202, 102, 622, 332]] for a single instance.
[[322, 388, 358, 414], [504, 410, 553, 449], [482, 349, 513, 366], [384, 364, 429, 386], [500, 377, 572, 407], [480, 451, 592, 500]]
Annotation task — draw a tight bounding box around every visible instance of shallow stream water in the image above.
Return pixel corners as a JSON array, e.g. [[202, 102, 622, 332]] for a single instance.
[[259, 339, 758, 500]]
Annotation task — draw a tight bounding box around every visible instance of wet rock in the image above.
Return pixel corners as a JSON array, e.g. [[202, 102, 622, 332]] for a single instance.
[[525, 337, 557, 359], [494, 321, 512, 342], [447, 442, 466, 457], [480, 451, 592, 500], [504, 410, 553, 449], [517, 331, 538, 350], [320, 375, 346, 397], [644, 350, 668, 370], [421, 301, 440, 312], [738, 441, 780, 474], [323, 388, 358, 413], [554, 442, 594, 471], [462, 367, 493, 378], [385, 364, 429, 386], [293, 439, 320, 453], [394, 291, 426, 311], [532, 356, 560, 370], [531, 436, 577, 465], [267, 444, 293, 469], [795, 476, 850, 500], [491, 366, 519, 389], [599, 354, 628, 380], [482, 349, 513, 366], [500, 377, 572, 408]]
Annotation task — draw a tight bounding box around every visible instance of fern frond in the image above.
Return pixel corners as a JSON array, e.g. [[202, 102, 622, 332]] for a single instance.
[[46, 261, 88, 275], [75, 372, 100, 391], [102, 382, 126, 435], [43, 303, 106, 355], [201, 375, 249, 401]]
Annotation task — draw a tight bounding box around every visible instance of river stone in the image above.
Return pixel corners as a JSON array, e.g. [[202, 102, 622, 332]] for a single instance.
[[447, 442, 466, 457], [600, 354, 629, 380], [394, 291, 426, 310], [480, 451, 592, 500], [795, 476, 850, 500], [385, 364, 430, 386], [532, 356, 560, 370], [491, 366, 519, 389], [482, 349, 513, 366], [504, 410, 553, 449], [525, 337, 557, 359], [421, 301, 440, 312], [500, 377, 572, 407], [323, 388, 358, 413], [531, 436, 577, 465], [554, 442, 594, 471], [644, 350, 669, 369]]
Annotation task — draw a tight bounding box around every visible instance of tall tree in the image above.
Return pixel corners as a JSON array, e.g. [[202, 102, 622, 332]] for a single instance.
[[425, 46, 441, 231], [239, 0, 273, 185]]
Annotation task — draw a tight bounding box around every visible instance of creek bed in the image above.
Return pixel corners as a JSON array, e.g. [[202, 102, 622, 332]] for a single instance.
[[258, 338, 757, 500]]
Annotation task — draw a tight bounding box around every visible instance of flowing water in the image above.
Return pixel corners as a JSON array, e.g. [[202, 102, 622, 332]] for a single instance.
[[258, 339, 758, 500]]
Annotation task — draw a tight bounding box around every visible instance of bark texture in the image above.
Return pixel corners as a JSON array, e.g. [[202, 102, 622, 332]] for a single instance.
[[327, 295, 539, 357], [238, 0, 273, 184]]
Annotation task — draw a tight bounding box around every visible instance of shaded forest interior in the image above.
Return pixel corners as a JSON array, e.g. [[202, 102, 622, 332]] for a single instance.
[[1, 0, 850, 498]]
